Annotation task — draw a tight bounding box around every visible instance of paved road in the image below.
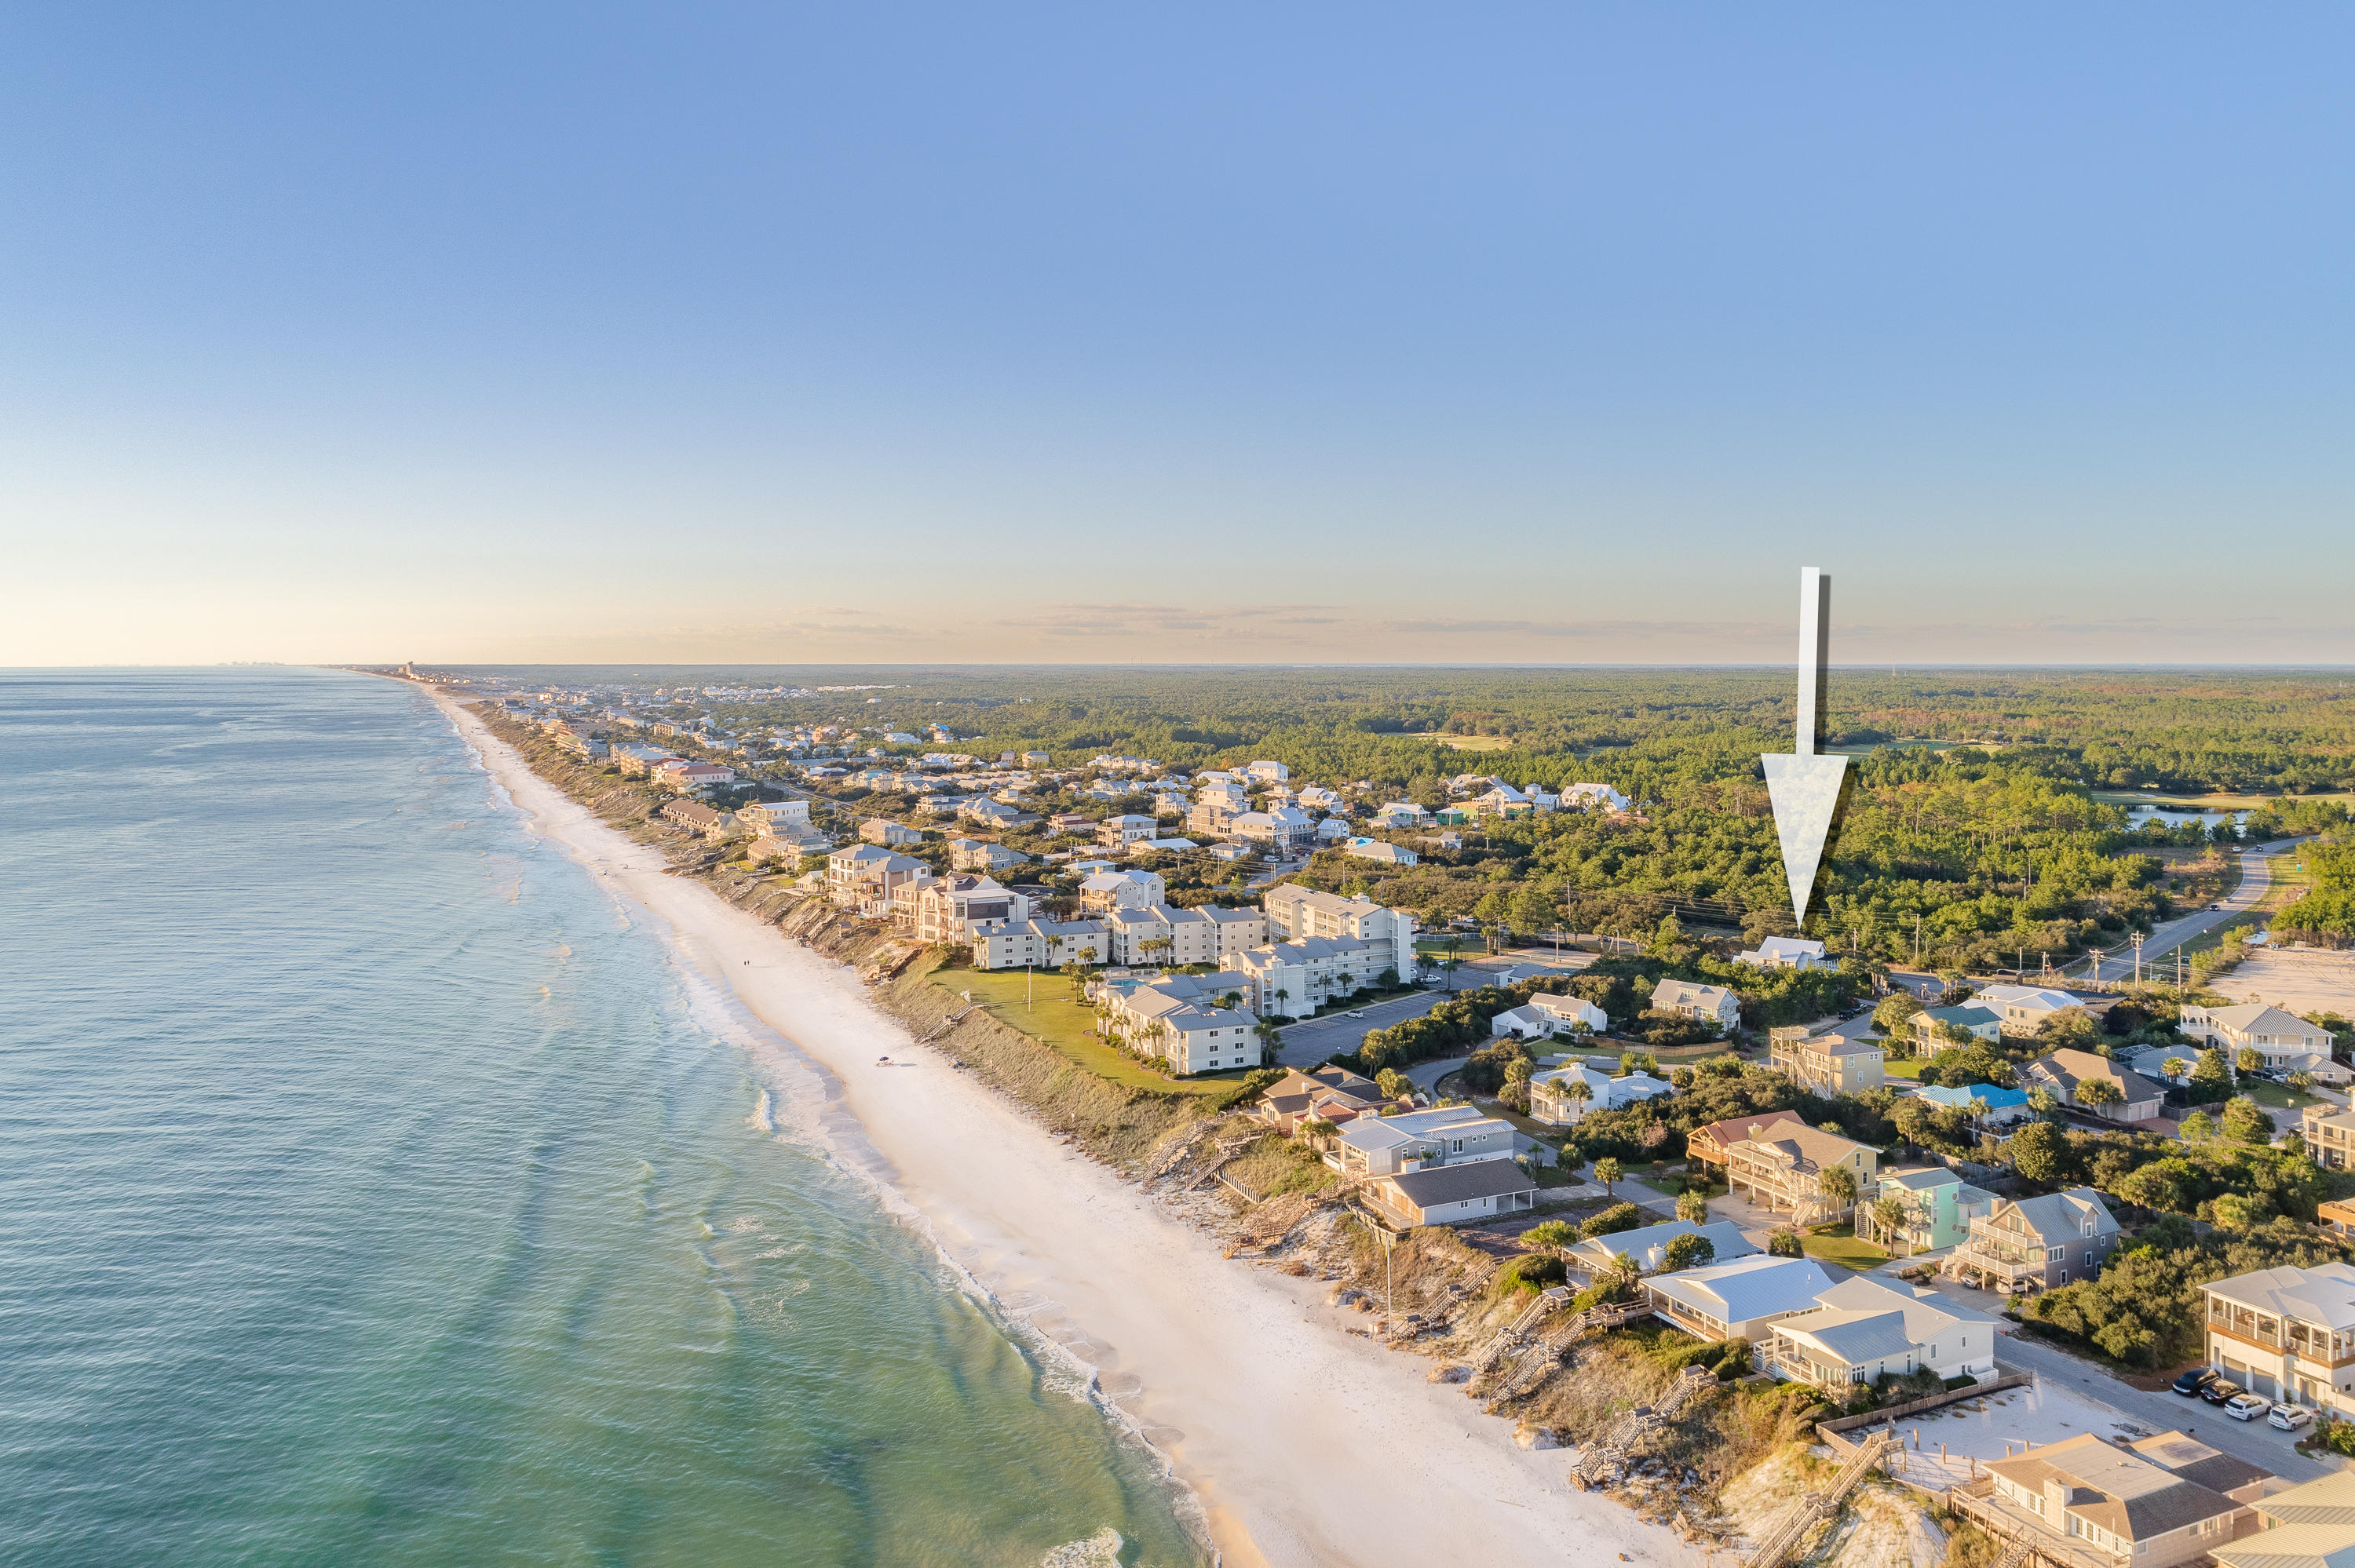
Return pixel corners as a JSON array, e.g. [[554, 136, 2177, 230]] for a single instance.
[[2073, 839, 2291, 986], [1988, 1330, 2326, 1482], [1911, 1274, 2328, 1482], [1276, 989, 1452, 1068]]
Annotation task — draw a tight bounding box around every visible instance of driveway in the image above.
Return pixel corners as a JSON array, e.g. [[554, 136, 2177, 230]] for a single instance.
[[1915, 1275, 2329, 1484], [1276, 989, 1452, 1068]]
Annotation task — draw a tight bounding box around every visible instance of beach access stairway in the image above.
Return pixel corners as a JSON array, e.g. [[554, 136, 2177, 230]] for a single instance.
[[915, 1005, 977, 1045], [1740, 1428, 1897, 1568], [1567, 1365, 1716, 1490], [1476, 1294, 1650, 1404]]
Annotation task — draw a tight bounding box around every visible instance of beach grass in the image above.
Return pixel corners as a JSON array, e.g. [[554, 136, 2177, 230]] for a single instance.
[[932, 968, 1240, 1096]]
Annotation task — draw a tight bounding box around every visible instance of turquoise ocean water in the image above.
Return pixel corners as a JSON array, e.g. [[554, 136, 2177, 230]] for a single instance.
[[0, 669, 1203, 1566]]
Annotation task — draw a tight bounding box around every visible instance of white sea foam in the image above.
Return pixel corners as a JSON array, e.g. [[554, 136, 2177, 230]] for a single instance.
[[1039, 1527, 1125, 1567]]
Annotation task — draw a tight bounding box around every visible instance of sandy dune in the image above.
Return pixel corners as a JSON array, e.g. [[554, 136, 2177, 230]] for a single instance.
[[434, 691, 1696, 1568]]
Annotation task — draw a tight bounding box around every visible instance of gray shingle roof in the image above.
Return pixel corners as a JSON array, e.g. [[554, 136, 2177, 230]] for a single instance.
[[1383, 1161, 1535, 1206]]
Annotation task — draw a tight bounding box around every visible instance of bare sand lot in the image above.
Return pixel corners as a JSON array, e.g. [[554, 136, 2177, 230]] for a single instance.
[[2219, 946, 2355, 1017]]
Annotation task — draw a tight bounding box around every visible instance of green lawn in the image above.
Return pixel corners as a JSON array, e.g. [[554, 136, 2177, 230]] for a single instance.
[[2241, 1079, 2324, 1110], [933, 968, 1241, 1095], [1881, 1054, 1923, 1080], [1802, 1225, 1890, 1271]]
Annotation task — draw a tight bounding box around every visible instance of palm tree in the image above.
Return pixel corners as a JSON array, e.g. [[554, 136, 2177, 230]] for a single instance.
[[1252, 1016, 1283, 1066], [1560, 1075, 1594, 1122], [1274, 986, 1291, 1022], [1592, 1156, 1621, 1197], [1868, 1192, 1910, 1253], [2073, 1077, 2123, 1118], [1816, 1162, 1860, 1223]]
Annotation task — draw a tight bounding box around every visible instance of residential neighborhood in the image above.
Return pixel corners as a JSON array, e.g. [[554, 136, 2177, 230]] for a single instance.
[[458, 670, 2355, 1568]]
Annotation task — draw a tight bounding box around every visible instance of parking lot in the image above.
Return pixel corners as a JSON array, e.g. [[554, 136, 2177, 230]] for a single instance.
[[1276, 990, 1452, 1067]]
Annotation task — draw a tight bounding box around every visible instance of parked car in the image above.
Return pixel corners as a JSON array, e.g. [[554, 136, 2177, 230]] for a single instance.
[[2202, 1379, 2244, 1405], [2270, 1403, 2316, 1431], [2225, 1393, 2270, 1421], [2172, 1368, 2218, 1398]]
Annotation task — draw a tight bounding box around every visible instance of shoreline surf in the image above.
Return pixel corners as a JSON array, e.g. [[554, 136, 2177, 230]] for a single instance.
[[426, 682, 1698, 1568]]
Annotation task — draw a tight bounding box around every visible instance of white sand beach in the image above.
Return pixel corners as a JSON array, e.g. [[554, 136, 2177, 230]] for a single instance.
[[435, 691, 1696, 1568]]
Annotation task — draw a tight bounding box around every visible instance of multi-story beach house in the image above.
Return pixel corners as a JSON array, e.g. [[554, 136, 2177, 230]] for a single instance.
[[1722, 1123, 1879, 1224], [1643, 1254, 1842, 1343], [1261, 884, 1416, 980], [1330, 1105, 1513, 1177], [2018, 1048, 2166, 1124], [1907, 1005, 2003, 1056], [1077, 869, 1166, 913], [1944, 1188, 2119, 1295], [1649, 978, 1741, 1031], [2201, 1262, 2355, 1412], [860, 818, 922, 846], [826, 844, 931, 916], [1361, 1161, 1536, 1230], [1567, 1219, 1758, 1276], [2305, 1104, 2355, 1171], [1763, 1274, 1999, 1387], [1955, 1432, 2251, 1568], [1769, 1026, 1886, 1095], [896, 875, 1028, 945], [2181, 1003, 2349, 1082], [1685, 1110, 1811, 1180], [1854, 1166, 1995, 1256], [949, 838, 1028, 873], [1488, 992, 1608, 1041]]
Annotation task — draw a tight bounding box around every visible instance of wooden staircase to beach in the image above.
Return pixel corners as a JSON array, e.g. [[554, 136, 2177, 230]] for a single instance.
[[1567, 1365, 1716, 1490], [1740, 1428, 1897, 1568]]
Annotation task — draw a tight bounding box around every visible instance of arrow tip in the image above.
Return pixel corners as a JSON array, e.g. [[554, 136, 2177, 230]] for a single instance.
[[1764, 753, 1849, 927]]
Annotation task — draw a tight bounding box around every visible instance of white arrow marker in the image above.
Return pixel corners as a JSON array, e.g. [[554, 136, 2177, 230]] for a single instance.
[[1762, 567, 1848, 927]]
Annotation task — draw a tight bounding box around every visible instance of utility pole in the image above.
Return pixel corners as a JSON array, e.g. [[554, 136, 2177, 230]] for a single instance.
[[2133, 936, 2143, 988]]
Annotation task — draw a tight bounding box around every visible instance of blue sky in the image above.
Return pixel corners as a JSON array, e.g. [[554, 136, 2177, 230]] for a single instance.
[[5, 5, 2350, 664]]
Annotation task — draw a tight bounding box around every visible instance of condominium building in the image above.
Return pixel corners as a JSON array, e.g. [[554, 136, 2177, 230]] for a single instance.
[[969, 917, 1108, 971], [1261, 884, 1415, 979], [1104, 902, 1265, 966], [1234, 935, 1386, 1017]]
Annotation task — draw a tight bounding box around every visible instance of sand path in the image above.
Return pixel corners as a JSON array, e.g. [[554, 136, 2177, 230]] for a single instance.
[[433, 691, 1695, 1568]]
